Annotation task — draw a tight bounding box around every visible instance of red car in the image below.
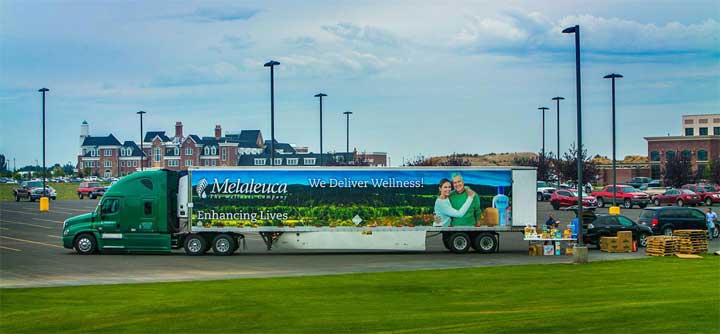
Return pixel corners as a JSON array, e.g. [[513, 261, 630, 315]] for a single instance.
[[681, 184, 720, 206], [550, 189, 598, 210], [652, 189, 701, 207], [591, 185, 650, 209], [77, 182, 106, 199]]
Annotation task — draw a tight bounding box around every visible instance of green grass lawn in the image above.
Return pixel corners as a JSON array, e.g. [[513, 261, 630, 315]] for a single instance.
[[0, 182, 108, 201], [1, 257, 718, 334]]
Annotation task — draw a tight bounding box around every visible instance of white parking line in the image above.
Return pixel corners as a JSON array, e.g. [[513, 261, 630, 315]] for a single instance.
[[0, 245, 21, 252], [0, 236, 62, 248], [34, 218, 64, 224], [47, 235, 62, 239], [0, 220, 54, 230]]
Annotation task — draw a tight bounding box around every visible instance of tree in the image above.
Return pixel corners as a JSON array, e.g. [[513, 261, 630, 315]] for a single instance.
[[52, 165, 65, 177], [663, 155, 693, 187], [438, 153, 471, 166], [512, 152, 552, 181], [557, 144, 598, 185], [0, 154, 6, 171]]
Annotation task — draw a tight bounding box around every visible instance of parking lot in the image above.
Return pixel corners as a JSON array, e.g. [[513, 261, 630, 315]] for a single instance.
[[1, 200, 717, 288]]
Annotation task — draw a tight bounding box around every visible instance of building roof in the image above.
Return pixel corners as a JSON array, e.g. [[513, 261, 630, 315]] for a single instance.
[[144, 131, 171, 142], [82, 134, 121, 146], [122, 141, 145, 157], [188, 135, 202, 144], [645, 135, 720, 141], [264, 140, 296, 154]]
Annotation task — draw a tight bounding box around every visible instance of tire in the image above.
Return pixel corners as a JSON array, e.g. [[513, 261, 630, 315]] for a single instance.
[[74, 233, 97, 255], [551, 201, 560, 211], [442, 234, 452, 250], [597, 198, 605, 208], [78, 193, 84, 199], [473, 233, 498, 254], [677, 199, 683, 207], [90, 194, 96, 199], [706, 198, 713, 206], [653, 199, 660, 206], [211, 234, 237, 256], [713, 227, 719, 239], [662, 227, 673, 236], [537, 193, 543, 201], [448, 233, 471, 254], [638, 233, 650, 248], [184, 234, 207, 256], [15, 194, 19, 202], [623, 199, 632, 209]]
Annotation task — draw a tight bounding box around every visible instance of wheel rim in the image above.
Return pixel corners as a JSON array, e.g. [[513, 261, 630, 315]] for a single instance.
[[713, 228, 719, 238], [188, 239, 202, 253], [654, 200, 660, 206], [598, 199, 604, 206], [707, 198, 712, 206], [453, 237, 468, 250], [640, 234, 647, 247], [624, 200, 631, 208], [677, 200, 683, 206], [215, 239, 230, 253], [479, 237, 494, 251], [78, 237, 92, 252]]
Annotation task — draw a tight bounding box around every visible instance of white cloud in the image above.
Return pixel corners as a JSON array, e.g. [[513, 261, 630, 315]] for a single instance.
[[148, 62, 241, 87], [322, 22, 399, 47]]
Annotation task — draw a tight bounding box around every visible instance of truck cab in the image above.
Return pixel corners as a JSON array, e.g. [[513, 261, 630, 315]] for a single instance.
[[63, 170, 181, 254]]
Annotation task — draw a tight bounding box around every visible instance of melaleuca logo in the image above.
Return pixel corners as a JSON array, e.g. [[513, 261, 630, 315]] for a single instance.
[[196, 178, 209, 199], [210, 178, 287, 194]]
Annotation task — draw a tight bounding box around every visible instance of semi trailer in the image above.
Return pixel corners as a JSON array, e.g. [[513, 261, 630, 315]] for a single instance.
[[62, 167, 537, 255]]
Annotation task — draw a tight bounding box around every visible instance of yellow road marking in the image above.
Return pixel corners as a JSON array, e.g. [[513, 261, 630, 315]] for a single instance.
[[0, 236, 62, 248], [46, 235, 62, 239], [0, 220, 53, 230], [0, 245, 21, 252]]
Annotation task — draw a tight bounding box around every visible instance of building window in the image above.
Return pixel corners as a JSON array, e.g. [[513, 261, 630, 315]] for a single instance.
[[287, 158, 298, 166], [133, 160, 138, 167], [681, 150, 692, 160], [700, 127, 708, 136], [104, 160, 112, 168], [651, 165, 661, 179], [174, 147, 180, 156], [204, 160, 209, 166], [167, 160, 179, 167], [714, 127, 720, 136], [185, 148, 193, 155], [666, 151, 676, 161], [303, 158, 316, 165], [121, 161, 125, 167], [685, 128, 694, 136], [211, 146, 217, 155], [154, 147, 161, 162], [185, 160, 192, 166], [274, 158, 282, 165], [221, 148, 227, 161], [698, 150, 708, 161], [89, 149, 95, 157], [104, 149, 112, 156], [254, 158, 266, 166], [650, 151, 660, 162]]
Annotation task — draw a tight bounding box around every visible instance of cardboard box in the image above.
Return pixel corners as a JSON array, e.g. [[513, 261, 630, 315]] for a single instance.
[[544, 245, 555, 256]]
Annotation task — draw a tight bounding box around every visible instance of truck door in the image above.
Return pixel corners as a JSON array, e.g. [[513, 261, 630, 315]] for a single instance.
[[124, 197, 170, 251], [97, 197, 125, 249]]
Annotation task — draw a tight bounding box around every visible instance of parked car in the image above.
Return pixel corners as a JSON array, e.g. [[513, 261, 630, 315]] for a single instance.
[[550, 189, 597, 210], [591, 185, 650, 209], [77, 182, 106, 199], [536, 181, 556, 201], [651, 189, 701, 207], [12, 181, 57, 201], [583, 213, 653, 248], [681, 184, 720, 206], [637, 206, 708, 236], [626, 177, 652, 190]]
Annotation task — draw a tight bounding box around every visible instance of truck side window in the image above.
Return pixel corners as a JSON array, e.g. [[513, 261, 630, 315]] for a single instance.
[[144, 202, 152, 216], [101, 199, 119, 214], [140, 178, 153, 190]]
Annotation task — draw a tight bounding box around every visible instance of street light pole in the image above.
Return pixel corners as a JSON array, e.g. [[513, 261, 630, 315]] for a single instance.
[[604, 73, 623, 207], [314, 93, 327, 166], [563, 24, 586, 254], [137, 111, 146, 171], [539, 107, 549, 180], [264, 60, 280, 166], [552, 97, 564, 189], [38, 88, 49, 196], [343, 111, 353, 157]]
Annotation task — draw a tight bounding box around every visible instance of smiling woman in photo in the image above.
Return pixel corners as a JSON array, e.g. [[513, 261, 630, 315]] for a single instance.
[[433, 178, 475, 227]]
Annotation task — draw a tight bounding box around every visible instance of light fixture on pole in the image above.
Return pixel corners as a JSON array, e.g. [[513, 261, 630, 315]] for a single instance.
[[314, 93, 327, 166], [38, 88, 49, 201], [604, 73, 623, 207], [136, 111, 146, 171], [552, 96, 564, 188], [264, 60, 280, 166]]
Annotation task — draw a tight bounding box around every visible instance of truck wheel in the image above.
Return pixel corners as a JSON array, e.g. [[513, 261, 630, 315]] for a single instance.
[[74, 233, 97, 255], [676, 199, 683, 207], [597, 198, 605, 208], [473, 233, 498, 254], [90, 194, 96, 199], [448, 233, 471, 254], [706, 198, 713, 206], [211, 234, 237, 256], [551, 201, 560, 211], [441, 234, 452, 250], [78, 193, 84, 199], [623, 199, 632, 209], [184, 234, 207, 256], [15, 194, 19, 202]]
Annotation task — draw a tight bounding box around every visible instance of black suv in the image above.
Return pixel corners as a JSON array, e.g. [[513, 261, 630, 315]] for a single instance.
[[583, 213, 653, 247], [637, 207, 708, 236]]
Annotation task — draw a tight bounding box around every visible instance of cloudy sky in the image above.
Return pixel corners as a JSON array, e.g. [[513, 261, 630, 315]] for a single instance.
[[1, 0, 718, 167]]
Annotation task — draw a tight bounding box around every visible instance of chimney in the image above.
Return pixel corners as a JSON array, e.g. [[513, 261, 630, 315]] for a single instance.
[[175, 121, 183, 138], [214, 124, 222, 139]]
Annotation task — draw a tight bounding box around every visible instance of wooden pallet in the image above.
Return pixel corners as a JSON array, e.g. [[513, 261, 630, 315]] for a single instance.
[[645, 236, 681, 256]]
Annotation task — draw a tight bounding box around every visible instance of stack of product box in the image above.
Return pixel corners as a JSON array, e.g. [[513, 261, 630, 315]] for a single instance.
[[600, 231, 633, 253]]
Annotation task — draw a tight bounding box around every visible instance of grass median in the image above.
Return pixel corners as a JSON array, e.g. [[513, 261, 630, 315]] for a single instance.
[[0, 183, 107, 201], [1, 257, 718, 334]]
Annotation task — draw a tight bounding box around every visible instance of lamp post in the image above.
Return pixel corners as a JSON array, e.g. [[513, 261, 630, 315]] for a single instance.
[[539, 107, 549, 181], [343, 111, 353, 158], [136, 111, 146, 171], [264, 60, 280, 166], [552, 96, 564, 188], [38, 88, 49, 197], [604, 73, 623, 207], [314, 93, 327, 166], [563, 24, 587, 258]]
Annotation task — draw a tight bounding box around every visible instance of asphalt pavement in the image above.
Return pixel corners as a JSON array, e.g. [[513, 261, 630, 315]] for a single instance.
[[1, 199, 717, 288]]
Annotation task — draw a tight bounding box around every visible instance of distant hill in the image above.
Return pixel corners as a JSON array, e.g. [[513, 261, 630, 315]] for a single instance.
[[413, 152, 538, 166]]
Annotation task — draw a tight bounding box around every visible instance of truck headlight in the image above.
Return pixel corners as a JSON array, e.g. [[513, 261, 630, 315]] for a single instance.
[[63, 229, 70, 236]]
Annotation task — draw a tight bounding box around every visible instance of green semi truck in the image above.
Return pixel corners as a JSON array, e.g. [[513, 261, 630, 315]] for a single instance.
[[62, 167, 537, 255]]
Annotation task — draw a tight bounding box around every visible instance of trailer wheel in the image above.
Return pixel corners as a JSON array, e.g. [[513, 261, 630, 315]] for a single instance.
[[211, 234, 237, 256], [74, 233, 97, 255], [473, 233, 498, 254], [441, 233, 452, 250], [448, 233, 471, 253], [184, 234, 207, 256]]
